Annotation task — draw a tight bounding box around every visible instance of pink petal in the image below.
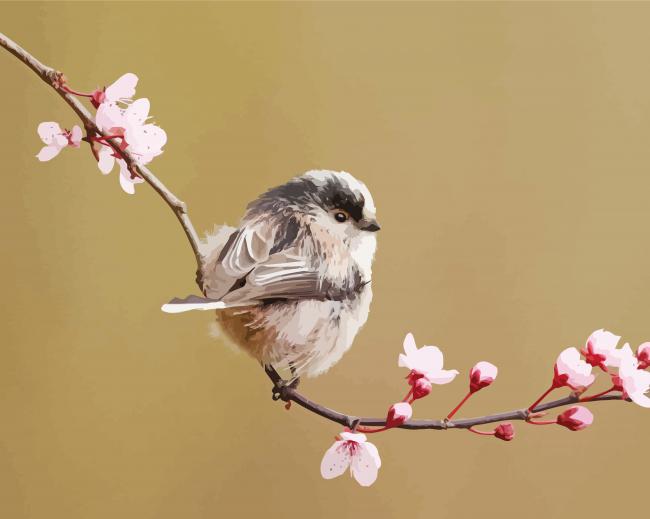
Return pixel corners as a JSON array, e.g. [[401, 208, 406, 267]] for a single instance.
[[474, 361, 498, 380], [36, 145, 62, 161], [320, 441, 350, 480]]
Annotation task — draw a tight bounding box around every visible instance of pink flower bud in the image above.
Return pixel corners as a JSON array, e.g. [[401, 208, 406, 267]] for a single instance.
[[412, 377, 432, 400], [494, 422, 515, 441], [469, 361, 498, 393], [386, 402, 412, 428], [637, 342, 650, 370], [556, 406, 594, 431]]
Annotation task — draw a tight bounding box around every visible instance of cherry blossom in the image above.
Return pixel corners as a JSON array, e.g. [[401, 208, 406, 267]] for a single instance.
[[554, 347, 596, 390], [386, 402, 412, 427], [36, 122, 82, 161], [399, 333, 459, 385], [617, 349, 650, 408], [469, 361, 498, 393], [94, 98, 165, 193], [582, 329, 627, 370], [556, 406, 594, 431], [320, 431, 381, 487], [637, 342, 650, 370]]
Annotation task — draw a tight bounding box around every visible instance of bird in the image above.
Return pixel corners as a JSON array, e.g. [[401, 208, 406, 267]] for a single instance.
[[162, 170, 380, 378]]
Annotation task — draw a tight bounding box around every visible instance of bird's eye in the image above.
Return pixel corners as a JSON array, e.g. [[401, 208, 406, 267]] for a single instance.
[[334, 211, 348, 223]]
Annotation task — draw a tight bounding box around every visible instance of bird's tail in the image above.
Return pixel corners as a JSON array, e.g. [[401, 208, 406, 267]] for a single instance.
[[161, 295, 226, 314]]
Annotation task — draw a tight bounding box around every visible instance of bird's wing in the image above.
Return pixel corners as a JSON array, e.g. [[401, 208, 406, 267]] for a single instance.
[[162, 220, 328, 313]]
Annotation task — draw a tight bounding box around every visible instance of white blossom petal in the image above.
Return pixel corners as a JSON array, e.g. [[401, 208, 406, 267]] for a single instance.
[[427, 369, 459, 385], [37, 122, 62, 144], [105, 72, 138, 102], [320, 441, 351, 480], [36, 145, 62, 161], [97, 148, 115, 174], [351, 444, 380, 487], [403, 333, 417, 356]]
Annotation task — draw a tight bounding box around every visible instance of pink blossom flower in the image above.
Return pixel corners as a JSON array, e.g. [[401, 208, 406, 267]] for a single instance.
[[469, 361, 498, 393], [36, 122, 81, 161], [320, 431, 381, 487], [581, 329, 627, 370], [386, 402, 412, 427], [554, 347, 596, 390], [494, 423, 515, 441], [399, 333, 459, 385], [556, 406, 594, 431], [637, 342, 650, 370], [95, 98, 164, 194], [618, 349, 650, 408]]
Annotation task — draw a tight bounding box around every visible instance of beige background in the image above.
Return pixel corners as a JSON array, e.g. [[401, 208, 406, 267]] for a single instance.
[[2, 2, 650, 518]]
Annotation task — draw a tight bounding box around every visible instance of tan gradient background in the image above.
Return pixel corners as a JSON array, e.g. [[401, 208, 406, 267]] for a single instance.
[[2, 2, 650, 518]]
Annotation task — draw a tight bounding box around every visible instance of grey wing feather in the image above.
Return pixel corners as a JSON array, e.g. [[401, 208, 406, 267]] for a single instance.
[[200, 219, 326, 305], [222, 251, 324, 304]]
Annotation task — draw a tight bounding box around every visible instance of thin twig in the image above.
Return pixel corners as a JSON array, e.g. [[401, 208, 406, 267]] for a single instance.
[[0, 31, 631, 434]]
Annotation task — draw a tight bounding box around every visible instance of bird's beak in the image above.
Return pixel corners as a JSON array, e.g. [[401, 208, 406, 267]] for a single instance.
[[359, 218, 381, 232]]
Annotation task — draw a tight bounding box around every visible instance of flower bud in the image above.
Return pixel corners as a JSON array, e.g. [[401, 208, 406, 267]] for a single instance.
[[469, 361, 498, 393], [556, 406, 594, 431], [386, 402, 412, 428], [412, 377, 432, 400], [494, 422, 515, 441], [637, 342, 650, 370]]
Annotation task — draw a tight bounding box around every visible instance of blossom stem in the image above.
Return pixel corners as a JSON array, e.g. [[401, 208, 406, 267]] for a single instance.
[[527, 419, 557, 426], [467, 426, 495, 436], [355, 425, 390, 434], [92, 134, 124, 142], [446, 391, 473, 420], [60, 85, 94, 98], [579, 385, 617, 402], [528, 384, 557, 412], [402, 387, 414, 403]]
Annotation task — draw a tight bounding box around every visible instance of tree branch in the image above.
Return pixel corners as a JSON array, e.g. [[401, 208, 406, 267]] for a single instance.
[[0, 31, 631, 435], [264, 365, 626, 430], [0, 31, 204, 277]]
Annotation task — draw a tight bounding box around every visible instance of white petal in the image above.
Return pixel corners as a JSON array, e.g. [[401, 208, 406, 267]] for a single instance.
[[124, 98, 150, 127], [629, 391, 650, 408], [398, 353, 412, 369], [414, 345, 444, 371], [36, 145, 62, 161], [70, 125, 82, 146], [351, 444, 380, 487], [339, 432, 367, 443], [105, 72, 138, 102], [118, 160, 143, 195], [362, 441, 381, 469], [95, 101, 125, 132], [403, 333, 417, 356], [428, 369, 459, 385], [37, 122, 61, 144], [97, 148, 115, 174], [590, 329, 620, 354], [320, 441, 350, 480]]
